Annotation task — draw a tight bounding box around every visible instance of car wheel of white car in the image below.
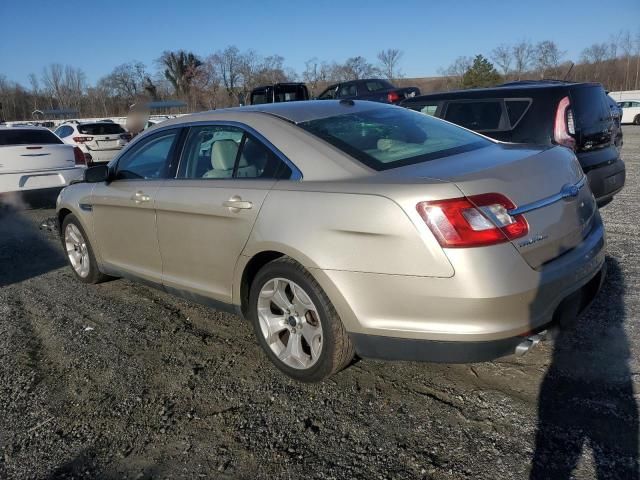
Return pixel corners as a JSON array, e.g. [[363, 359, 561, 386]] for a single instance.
[[249, 257, 355, 382], [62, 214, 108, 284]]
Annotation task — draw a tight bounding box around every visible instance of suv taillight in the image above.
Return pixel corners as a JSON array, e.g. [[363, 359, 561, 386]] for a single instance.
[[554, 96, 576, 150], [387, 91, 401, 103], [120, 133, 132, 141], [416, 193, 528, 248], [73, 136, 93, 143], [73, 146, 86, 166]]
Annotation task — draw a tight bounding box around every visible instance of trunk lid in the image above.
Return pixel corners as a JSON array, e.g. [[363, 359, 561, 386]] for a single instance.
[[387, 143, 598, 269], [0, 144, 76, 172]]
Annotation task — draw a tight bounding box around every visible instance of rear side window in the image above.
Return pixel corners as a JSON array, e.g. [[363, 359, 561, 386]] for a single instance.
[[0, 129, 63, 145], [505, 100, 531, 127], [318, 85, 337, 100], [78, 123, 125, 135], [444, 100, 504, 131]]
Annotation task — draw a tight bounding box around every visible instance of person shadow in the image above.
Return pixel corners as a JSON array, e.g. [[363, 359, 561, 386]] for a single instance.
[[530, 256, 639, 479]]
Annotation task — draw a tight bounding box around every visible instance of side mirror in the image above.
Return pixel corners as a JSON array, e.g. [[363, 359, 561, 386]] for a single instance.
[[84, 165, 111, 183]]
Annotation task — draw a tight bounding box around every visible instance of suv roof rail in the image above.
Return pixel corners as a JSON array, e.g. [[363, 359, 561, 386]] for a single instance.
[[498, 79, 575, 87]]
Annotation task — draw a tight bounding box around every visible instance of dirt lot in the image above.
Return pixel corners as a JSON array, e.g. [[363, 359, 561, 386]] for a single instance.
[[1, 127, 639, 480]]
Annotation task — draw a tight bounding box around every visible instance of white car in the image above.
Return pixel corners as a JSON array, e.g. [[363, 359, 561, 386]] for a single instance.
[[54, 121, 131, 164], [617, 100, 640, 125], [0, 127, 85, 194]]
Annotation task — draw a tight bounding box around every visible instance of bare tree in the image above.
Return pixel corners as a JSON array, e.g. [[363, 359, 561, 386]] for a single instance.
[[341, 56, 378, 80], [158, 50, 203, 96], [210, 46, 243, 101], [41, 63, 66, 107], [377, 48, 404, 80], [302, 58, 332, 95], [438, 56, 472, 88], [100, 62, 148, 100], [512, 40, 534, 80], [491, 44, 513, 76], [534, 40, 565, 78]]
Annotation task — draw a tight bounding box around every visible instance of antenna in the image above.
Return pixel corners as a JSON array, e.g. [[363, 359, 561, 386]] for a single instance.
[[563, 62, 575, 81]]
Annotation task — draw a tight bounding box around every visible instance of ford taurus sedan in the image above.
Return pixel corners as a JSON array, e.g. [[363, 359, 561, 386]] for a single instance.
[[56, 100, 606, 382]]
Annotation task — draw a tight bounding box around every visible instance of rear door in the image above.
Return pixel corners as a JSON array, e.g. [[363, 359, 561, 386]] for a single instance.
[[155, 123, 296, 303], [0, 128, 75, 172]]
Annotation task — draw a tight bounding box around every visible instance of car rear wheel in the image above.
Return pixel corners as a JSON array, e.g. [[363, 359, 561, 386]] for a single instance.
[[248, 257, 354, 382], [62, 214, 109, 284], [634, 115, 640, 125]]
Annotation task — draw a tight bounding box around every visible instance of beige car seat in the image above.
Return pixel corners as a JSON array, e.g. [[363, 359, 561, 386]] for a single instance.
[[203, 140, 239, 178]]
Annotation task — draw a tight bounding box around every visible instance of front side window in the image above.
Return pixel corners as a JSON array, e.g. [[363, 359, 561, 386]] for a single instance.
[[115, 130, 179, 180], [420, 104, 439, 116], [177, 125, 292, 180], [299, 107, 490, 171]]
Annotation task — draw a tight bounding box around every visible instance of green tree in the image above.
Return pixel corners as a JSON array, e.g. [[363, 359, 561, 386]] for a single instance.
[[461, 55, 502, 88]]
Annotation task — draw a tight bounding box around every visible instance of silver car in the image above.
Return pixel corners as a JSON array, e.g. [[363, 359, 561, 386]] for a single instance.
[[56, 100, 605, 382]]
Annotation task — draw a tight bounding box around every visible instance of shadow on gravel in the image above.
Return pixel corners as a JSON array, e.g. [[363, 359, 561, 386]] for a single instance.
[[530, 257, 639, 479], [0, 205, 65, 287]]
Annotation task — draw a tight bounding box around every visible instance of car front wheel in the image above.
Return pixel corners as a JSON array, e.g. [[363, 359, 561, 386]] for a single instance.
[[62, 214, 109, 284], [248, 257, 354, 382]]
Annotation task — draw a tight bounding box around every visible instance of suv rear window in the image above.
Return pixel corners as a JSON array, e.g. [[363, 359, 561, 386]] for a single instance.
[[299, 107, 490, 171], [570, 86, 609, 130], [444, 100, 504, 130], [78, 123, 125, 135], [274, 85, 307, 102], [0, 129, 63, 145]]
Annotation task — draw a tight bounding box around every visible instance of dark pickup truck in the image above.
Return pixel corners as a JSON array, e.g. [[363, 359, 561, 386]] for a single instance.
[[317, 79, 420, 104]]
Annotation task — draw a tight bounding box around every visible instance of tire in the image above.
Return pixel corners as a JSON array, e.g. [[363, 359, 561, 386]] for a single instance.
[[634, 115, 640, 126], [248, 257, 355, 382], [61, 214, 109, 284]]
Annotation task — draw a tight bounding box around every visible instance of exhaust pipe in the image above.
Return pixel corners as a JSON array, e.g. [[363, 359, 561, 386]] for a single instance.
[[515, 332, 546, 356]]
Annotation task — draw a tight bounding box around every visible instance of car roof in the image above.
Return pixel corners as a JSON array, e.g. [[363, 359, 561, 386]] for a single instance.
[[160, 100, 386, 125], [405, 80, 603, 102]]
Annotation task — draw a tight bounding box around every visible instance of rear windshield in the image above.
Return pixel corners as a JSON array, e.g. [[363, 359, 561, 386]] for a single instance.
[[0, 129, 63, 146], [570, 86, 609, 129], [274, 85, 307, 102], [299, 107, 490, 171], [78, 123, 125, 135], [364, 80, 393, 92]]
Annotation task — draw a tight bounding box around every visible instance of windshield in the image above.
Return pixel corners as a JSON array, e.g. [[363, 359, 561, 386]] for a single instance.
[[299, 107, 491, 171]]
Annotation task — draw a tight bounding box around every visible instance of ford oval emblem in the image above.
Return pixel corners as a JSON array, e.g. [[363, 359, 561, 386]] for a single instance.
[[561, 183, 580, 199]]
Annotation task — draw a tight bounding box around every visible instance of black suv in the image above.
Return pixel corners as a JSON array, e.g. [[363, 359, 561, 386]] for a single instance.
[[250, 83, 309, 105], [401, 81, 625, 207]]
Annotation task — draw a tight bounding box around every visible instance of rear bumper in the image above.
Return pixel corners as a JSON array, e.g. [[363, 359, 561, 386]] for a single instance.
[[351, 265, 605, 362], [0, 167, 85, 194], [313, 218, 606, 362], [577, 148, 625, 206]]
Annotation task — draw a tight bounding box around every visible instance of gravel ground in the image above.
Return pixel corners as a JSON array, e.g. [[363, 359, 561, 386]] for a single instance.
[[0, 127, 639, 480]]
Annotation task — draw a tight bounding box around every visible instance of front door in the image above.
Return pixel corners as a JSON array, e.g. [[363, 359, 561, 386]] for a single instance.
[[155, 124, 295, 303], [92, 128, 182, 283]]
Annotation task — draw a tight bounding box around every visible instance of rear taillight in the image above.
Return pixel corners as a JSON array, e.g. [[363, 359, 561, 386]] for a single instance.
[[416, 193, 528, 248], [73, 136, 93, 143], [73, 146, 86, 166], [120, 133, 132, 141], [554, 96, 576, 150], [387, 91, 401, 103]]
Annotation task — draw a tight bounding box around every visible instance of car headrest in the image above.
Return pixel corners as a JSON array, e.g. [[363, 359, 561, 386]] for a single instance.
[[211, 140, 238, 171]]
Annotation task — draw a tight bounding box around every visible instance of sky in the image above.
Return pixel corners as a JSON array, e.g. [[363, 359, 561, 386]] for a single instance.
[[1, 0, 639, 86]]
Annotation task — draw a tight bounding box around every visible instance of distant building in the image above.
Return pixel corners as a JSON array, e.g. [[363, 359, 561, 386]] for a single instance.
[[608, 90, 640, 101]]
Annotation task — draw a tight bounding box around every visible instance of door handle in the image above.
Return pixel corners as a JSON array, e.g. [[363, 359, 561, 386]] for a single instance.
[[223, 196, 253, 210], [131, 191, 151, 204]]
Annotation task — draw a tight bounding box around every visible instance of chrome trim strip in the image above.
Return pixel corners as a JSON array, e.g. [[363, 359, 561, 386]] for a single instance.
[[508, 176, 587, 216]]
